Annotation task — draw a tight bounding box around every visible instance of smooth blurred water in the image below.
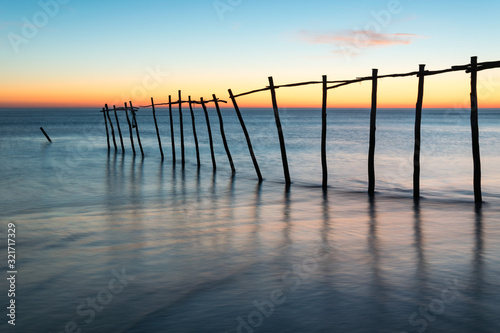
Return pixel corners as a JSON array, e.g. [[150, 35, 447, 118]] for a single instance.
[[0, 108, 499, 333]]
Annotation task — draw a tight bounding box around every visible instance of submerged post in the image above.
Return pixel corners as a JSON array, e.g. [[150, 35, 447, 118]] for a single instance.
[[268, 76, 291, 186], [169, 95, 176, 163], [179, 90, 185, 168], [214, 94, 235, 173], [151, 97, 164, 159], [189, 96, 201, 168], [40, 127, 52, 143], [368, 69, 378, 195], [229, 89, 262, 181], [201, 97, 216, 170], [321, 75, 328, 189], [103, 108, 110, 150], [105, 104, 117, 151], [113, 105, 125, 154], [124, 102, 136, 155], [413, 65, 426, 201], [129, 101, 144, 158], [470, 56, 482, 205]]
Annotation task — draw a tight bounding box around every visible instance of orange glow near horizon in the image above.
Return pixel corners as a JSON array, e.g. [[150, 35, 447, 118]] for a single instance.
[[1, 70, 499, 109]]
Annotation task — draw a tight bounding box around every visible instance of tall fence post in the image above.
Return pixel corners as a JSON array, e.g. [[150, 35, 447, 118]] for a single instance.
[[129, 101, 144, 158], [413, 64, 426, 201], [368, 69, 378, 195], [105, 104, 117, 151], [229, 89, 263, 182], [201, 97, 217, 170], [321, 75, 328, 189], [214, 94, 235, 173], [124, 102, 136, 155], [113, 105, 125, 154], [268, 76, 291, 186], [169, 95, 176, 163], [103, 107, 110, 151], [470, 56, 482, 205], [179, 90, 185, 168], [151, 97, 164, 159], [189, 96, 201, 168]]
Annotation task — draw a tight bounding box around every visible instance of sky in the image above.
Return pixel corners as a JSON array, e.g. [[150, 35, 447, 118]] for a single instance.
[[1, 0, 500, 108]]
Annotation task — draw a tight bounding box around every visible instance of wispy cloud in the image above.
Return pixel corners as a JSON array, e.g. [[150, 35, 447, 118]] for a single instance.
[[298, 30, 424, 55]]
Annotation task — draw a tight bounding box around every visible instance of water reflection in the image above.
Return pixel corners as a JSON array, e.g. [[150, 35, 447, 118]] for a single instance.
[[413, 202, 428, 304]]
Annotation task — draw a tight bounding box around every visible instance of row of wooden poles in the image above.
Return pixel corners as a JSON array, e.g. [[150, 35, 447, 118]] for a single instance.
[[102, 57, 500, 205]]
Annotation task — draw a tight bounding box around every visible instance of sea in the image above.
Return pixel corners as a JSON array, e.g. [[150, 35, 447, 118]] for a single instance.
[[0, 107, 499, 333]]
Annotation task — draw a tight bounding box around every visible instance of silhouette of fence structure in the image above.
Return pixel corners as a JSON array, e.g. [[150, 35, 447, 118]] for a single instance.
[[101, 56, 500, 205]]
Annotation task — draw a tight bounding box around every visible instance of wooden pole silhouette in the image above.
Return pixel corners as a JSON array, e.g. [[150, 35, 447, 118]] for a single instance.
[[413, 65, 426, 201], [113, 105, 125, 154], [201, 97, 217, 170], [214, 94, 235, 173], [129, 101, 144, 157], [321, 75, 328, 189], [103, 108, 110, 150], [178, 90, 185, 168], [189, 96, 201, 168], [105, 104, 117, 151], [40, 127, 52, 143], [268, 76, 291, 186], [151, 97, 164, 159], [368, 69, 378, 195], [169, 95, 176, 163], [228, 89, 262, 181], [470, 56, 482, 204], [124, 102, 136, 155]]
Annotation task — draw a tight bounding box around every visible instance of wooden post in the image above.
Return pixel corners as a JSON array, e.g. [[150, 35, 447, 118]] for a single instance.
[[201, 97, 216, 170], [321, 75, 328, 189], [105, 104, 117, 151], [179, 90, 185, 168], [169, 95, 176, 163], [103, 108, 110, 150], [40, 127, 52, 143], [129, 101, 144, 157], [229, 89, 262, 181], [213, 94, 235, 173], [368, 69, 378, 195], [413, 65, 426, 201], [124, 102, 136, 155], [113, 105, 125, 154], [470, 56, 482, 204], [268, 76, 291, 186], [151, 97, 164, 159], [189, 96, 201, 168]]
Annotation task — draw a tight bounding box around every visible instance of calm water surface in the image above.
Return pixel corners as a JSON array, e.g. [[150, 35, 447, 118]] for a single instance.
[[0, 108, 499, 332]]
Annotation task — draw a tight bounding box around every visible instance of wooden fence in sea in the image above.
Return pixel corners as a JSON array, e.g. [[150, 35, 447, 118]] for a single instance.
[[100, 56, 500, 205]]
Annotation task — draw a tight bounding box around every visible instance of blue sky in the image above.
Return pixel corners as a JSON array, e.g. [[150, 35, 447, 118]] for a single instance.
[[1, 0, 499, 107]]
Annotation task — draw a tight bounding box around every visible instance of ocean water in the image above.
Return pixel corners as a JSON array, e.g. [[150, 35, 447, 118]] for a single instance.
[[0, 107, 499, 333]]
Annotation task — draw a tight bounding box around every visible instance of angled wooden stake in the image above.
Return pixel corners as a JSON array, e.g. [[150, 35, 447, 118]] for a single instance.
[[151, 97, 164, 159], [201, 97, 217, 170], [214, 94, 235, 173], [229, 89, 262, 181], [189, 96, 201, 168], [268, 76, 291, 186]]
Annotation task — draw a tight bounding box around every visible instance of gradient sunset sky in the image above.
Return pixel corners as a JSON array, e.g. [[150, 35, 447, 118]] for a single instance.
[[1, 0, 499, 108]]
